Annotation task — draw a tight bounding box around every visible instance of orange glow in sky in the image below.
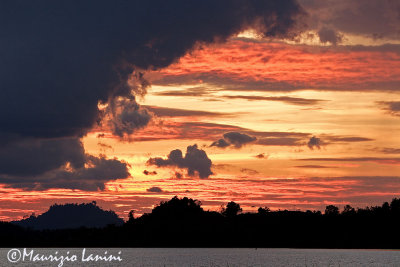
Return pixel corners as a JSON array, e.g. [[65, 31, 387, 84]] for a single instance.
[[2, 36, 400, 221]]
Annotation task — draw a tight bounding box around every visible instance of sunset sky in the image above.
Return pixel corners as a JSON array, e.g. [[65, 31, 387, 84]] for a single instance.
[[1, 0, 400, 221]]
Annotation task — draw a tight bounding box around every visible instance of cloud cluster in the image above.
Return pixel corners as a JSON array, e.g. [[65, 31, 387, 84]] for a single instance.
[[300, 0, 400, 42], [307, 136, 322, 150], [108, 98, 152, 138], [147, 144, 213, 178], [143, 170, 158, 176], [211, 132, 257, 148], [0, 0, 304, 189]]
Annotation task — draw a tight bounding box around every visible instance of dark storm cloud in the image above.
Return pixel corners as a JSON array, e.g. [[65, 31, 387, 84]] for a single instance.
[[0, 138, 85, 177], [211, 132, 257, 148], [0, 0, 304, 188], [0, 137, 130, 190], [0, 0, 305, 139], [223, 95, 326, 106], [299, 0, 400, 40], [0, 155, 130, 191], [147, 144, 213, 179]]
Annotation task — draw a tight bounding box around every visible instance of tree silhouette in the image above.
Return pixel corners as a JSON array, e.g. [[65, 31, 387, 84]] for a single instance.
[[258, 207, 270, 215], [325, 205, 339, 216], [6, 196, 400, 248], [390, 198, 400, 214], [151, 196, 203, 218], [222, 201, 242, 217], [128, 210, 135, 223], [342, 205, 355, 215]]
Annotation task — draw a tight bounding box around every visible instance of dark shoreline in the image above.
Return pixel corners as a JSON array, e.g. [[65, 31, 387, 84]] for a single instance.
[[2, 196, 400, 249]]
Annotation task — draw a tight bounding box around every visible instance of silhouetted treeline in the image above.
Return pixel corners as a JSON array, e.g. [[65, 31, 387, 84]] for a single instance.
[[3, 196, 400, 248]]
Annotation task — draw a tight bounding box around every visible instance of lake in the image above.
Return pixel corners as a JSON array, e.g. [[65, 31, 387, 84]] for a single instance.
[[1, 248, 400, 266]]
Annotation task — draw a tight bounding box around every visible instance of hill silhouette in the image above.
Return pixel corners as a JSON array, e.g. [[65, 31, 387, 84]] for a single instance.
[[3, 196, 400, 247], [12, 202, 123, 230]]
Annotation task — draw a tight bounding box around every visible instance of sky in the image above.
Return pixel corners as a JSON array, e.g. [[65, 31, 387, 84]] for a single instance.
[[0, 0, 400, 221]]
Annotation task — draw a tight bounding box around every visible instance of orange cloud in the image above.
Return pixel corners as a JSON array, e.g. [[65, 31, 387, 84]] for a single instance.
[[153, 40, 400, 91]]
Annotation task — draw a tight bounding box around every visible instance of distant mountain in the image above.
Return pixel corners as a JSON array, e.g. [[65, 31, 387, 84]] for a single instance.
[[12, 202, 123, 230]]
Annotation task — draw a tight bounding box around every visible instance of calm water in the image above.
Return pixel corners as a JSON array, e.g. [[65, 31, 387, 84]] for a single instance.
[[1, 248, 400, 266]]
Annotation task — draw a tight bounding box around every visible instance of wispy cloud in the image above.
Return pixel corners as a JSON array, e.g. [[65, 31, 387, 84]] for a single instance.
[[143, 105, 230, 118], [298, 157, 400, 165], [223, 95, 327, 106], [377, 101, 400, 117]]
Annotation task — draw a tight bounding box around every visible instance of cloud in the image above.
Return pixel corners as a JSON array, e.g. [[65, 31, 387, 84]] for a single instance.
[[294, 165, 336, 168], [147, 144, 213, 178], [0, 155, 130, 191], [257, 137, 303, 146], [174, 172, 183, 179], [147, 187, 163, 193], [240, 168, 260, 175], [98, 142, 113, 151], [299, 0, 400, 41], [324, 136, 373, 143], [317, 26, 343, 45], [211, 132, 257, 149], [133, 120, 312, 145], [154, 87, 211, 97], [143, 170, 157, 176], [108, 98, 152, 138], [378, 101, 400, 117], [0, 0, 304, 189], [152, 40, 400, 92], [379, 148, 400, 154], [307, 136, 321, 150], [1, 0, 305, 139], [255, 153, 268, 159], [143, 106, 227, 118], [224, 132, 257, 148], [0, 138, 85, 177], [223, 95, 326, 105], [210, 139, 231, 148], [298, 157, 400, 165]]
